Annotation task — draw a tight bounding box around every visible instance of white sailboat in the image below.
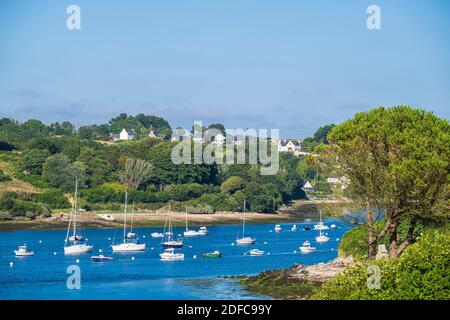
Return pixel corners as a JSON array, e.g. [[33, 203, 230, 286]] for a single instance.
[[161, 215, 183, 248], [313, 212, 329, 230], [183, 207, 201, 237], [64, 179, 93, 255], [248, 249, 265, 256], [236, 198, 255, 245], [112, 191, 146, 252], [315, 230, 330, 243]]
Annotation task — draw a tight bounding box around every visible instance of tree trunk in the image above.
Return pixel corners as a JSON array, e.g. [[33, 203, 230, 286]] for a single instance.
[[396, 218, 417, 257], [388, 217, 399, 259], [367, 203, 377, 259]]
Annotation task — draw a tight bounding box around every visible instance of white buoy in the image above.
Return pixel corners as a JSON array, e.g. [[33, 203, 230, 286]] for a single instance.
[[189, 245, 192, 248], [53, 252, 57, 255], [131, 257, 135, 260], [270, 230, 272, 233], [231, 243, 235, 246], [331, 248, 334, 251], [294, 250, 297, 253], [151, 247, 154, 250], [264, 241, 267, 245], [99, 249, 103, 253], [267, 252, 270, 255], [108, 238, 111, 241], [193, 255, 197, 259], [39, 240, 42, 244], [9, 262, 13, 267], [336, 238, 339, 241], [76, 259, 80, 263], [143, 235, 146, 238]]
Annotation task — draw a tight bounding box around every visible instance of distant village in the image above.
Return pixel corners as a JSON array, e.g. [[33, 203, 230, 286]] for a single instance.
[[111, 127, 348, 194]]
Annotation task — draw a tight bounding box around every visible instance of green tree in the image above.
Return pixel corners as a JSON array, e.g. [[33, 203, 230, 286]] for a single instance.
[[120, 157, 154, 189], [20, 149, 51, 175], [220, 176, 245, 194], [327, 106, 450, 258], [42, 154, 86, 192]]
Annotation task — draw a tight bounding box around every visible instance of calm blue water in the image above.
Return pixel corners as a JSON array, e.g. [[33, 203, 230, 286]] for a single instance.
[[0, 220, 350, 299]]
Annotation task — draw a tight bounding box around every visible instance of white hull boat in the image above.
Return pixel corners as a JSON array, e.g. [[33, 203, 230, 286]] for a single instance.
[[111, 190, 145, 252], [314, 212, 329, 230], [291, 224, 298, 232], [249, 249, 265, 256], [299, 241, 316, 254], [183, 230, 201, 237], [316, 231, 330, 243], [151, 232, 164, 238], [198, 226, 208, 235], [112, 243, 146, 252], [274, 224, 282, 232], [160, 248, 184, 261], [64, 244, 93, 255], [64, 179, 94, 255], [330, 224, 337, 229], [236, 237, 256, 245], [14, 246, 34, 256]]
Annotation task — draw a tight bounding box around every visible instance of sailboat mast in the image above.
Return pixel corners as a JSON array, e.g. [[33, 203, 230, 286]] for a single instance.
[[123, 189, 128, 241], [242, 197, 246, 237], [73, 178, 78, 238], [185, 206, 188, 231]]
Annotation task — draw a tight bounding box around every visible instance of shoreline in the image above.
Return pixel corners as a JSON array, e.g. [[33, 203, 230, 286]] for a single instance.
[[0, 199, 346, 232]]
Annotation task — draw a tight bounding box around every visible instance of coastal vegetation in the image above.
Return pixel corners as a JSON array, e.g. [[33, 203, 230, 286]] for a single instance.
[[241, 106, 449, 300], [0, 113, 329, 220]]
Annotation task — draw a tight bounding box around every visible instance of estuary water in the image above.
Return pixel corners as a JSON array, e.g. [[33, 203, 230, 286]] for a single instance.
[[0, 219, 350, 299]]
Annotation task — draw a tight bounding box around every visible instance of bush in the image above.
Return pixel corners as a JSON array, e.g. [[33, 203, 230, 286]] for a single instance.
[[220, 176, 245, 194], [0, 212, 12, 220], [0, 169, 11, 182], [164, 183, 217, 201], [36, 190, 70, 209], [312, 230, 450, 300]]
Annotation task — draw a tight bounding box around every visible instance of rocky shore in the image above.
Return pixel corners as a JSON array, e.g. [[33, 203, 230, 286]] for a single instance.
[[239, 256, 353, 299]]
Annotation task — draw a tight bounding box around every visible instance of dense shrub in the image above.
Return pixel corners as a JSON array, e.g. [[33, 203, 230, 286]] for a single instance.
[[313, 230, 450, 300], [164, 183, 217, 201], [36, 190, 70, 209], [0, 169, 12, 182], [220, 176, 245, 194]]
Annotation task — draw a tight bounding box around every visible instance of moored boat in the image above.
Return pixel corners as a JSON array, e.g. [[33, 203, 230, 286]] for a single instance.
[[91, 254, 114, 262], [249, 249, 265, 256], [274, 224, 282, 232], [151, 232, 164, 238], [291, 224, 298, 232], [236, 198, 256, 245], [315, 231, 330, 243], [14, 245, 34, 256], [202, 250, 222, 258], [160, 248, 184, 261], [64, 179, 93, 255], [299, 241, 316, 254]]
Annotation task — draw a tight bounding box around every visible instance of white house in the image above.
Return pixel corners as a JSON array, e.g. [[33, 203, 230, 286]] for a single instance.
[[211, 133, 226, 145], [148, 130, 160, 139], [302, 181, 314, 193], [114, 128, 136, 141], [278, 139, 301, 154]]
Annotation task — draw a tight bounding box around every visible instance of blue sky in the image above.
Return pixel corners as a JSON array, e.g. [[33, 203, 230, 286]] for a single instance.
[[0, 0, 449, 137]]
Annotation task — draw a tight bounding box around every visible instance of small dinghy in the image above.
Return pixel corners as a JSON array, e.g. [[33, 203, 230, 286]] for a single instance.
[[202, 250, 222, 258], [303, 226, 312, 231], [299, 241, 316, 254], [330, 224, 337, 229], [274, 224, 282, 232], [291, 224, 298, 232], [91, 254, 113, 262], [249, 249, 265, 256], [14, 245, 34, 256], [151, 232, 164, 238]]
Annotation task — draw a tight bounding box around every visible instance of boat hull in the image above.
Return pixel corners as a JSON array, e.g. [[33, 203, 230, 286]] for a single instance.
[[236, 237, 256, 245], [64, 244, 93, 255], [111, 243, 146, 252], [162, 242, 183, 249], [14, 251, 34, 256], [160, 253, 184, 261]]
